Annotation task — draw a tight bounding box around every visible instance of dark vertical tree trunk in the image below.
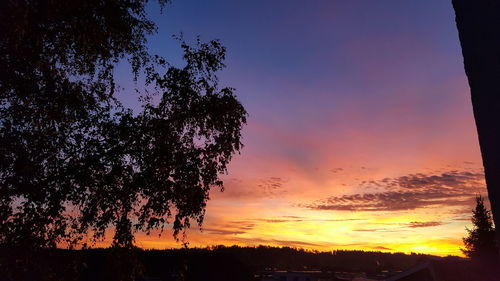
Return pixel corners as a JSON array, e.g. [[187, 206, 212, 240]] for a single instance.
[[452, 0, 500, 247]]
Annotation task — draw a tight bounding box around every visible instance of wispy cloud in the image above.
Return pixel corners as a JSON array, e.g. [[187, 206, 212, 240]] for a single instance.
[[218, 177, 287, 199], [408, 221, 443, 228], [225, 237, 333, 248], [201, 221, 256, 236], [236, 217, 365, 224], [330, 168, 344, 174], [257, 177, 285, 196], [304, 170, 485, 212], [372, 246, 392, 251], [202, 228, 247, 235], [352, 220, 445, 233]]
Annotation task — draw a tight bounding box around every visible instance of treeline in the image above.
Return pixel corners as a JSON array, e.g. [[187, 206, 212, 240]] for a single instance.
[[167, 245, 430, 272], [0, 245, 467, 281], [137, 245, 492, 281]]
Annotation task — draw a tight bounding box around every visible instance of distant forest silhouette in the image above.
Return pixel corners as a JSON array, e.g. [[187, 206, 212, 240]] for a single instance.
[[0, 245, 483, 281]]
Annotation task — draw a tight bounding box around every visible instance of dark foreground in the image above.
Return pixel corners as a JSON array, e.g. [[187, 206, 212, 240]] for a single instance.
[[0, 245, 497, 281]]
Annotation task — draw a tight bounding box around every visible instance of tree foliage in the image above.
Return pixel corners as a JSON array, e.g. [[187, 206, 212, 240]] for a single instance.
[[0, 0, 246, 248], [462, 196, 498, 263]]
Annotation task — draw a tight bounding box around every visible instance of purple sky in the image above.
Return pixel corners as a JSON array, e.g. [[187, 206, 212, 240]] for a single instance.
[[111, 1, 486, 256]]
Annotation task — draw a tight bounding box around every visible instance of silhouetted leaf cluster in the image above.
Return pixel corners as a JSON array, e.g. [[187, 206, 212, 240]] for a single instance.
[[0, 0, 246, 249]]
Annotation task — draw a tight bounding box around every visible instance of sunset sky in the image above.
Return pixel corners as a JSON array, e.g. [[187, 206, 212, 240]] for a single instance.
[[113, 0, 488, 257]]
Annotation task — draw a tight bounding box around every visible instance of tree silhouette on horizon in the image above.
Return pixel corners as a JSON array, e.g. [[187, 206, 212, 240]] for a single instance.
[[462, 195, 498, 264]]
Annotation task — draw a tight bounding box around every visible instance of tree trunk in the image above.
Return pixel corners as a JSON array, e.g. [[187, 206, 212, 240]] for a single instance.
[[452, 0, 500, 248]]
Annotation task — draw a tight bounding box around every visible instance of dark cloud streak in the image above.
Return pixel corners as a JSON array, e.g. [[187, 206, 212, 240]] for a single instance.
[[202, 228, 247, 235], [408, 221, 443, 228], [219, 177, 286, 199], [305, 170, 485, 212]]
